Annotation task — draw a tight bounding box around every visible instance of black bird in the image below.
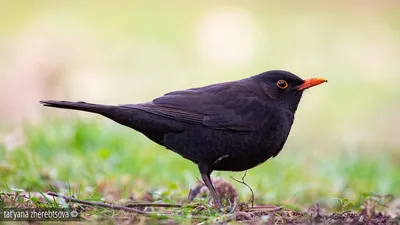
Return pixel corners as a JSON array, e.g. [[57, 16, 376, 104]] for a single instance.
[[40, 70, 327, 208]]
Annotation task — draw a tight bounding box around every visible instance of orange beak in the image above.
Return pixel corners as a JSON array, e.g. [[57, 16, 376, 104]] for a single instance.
[[296, 78, 327, 91]]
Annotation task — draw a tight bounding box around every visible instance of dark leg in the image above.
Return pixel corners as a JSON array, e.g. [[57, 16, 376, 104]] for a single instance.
[[198, 163, 223, 208]]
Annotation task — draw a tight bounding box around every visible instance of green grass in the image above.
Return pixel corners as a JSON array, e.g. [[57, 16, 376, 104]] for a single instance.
[[1, 118, 399, 215]]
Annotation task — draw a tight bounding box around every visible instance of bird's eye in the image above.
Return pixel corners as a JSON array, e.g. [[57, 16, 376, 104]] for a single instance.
[[276, 80, 288, 89]]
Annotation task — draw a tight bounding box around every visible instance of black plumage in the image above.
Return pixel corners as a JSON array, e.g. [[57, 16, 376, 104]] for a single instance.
[[40, 70, 327, 208]]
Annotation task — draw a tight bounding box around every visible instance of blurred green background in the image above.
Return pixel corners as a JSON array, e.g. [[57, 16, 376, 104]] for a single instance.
[[0, 1, 399, 210]]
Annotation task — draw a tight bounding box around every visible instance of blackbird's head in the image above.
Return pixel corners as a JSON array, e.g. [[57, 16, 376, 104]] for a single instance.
[[253, 70, 327, 112]]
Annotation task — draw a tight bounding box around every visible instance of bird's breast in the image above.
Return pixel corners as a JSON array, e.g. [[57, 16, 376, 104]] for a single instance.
[[163, 110, 295, 172]]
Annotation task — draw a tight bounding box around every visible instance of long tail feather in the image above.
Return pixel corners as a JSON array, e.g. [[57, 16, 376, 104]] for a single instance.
[[40, 100, 113, 115]]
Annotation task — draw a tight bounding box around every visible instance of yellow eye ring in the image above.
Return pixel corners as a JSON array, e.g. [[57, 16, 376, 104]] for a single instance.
[[276, 80, 288, 89]]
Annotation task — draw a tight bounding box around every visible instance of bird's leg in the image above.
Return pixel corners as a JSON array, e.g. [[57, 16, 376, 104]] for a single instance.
[[201, 173, 223, 208], [198, 163, 223, 208]]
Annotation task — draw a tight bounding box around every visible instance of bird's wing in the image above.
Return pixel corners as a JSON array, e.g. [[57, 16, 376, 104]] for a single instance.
[[124, 81, 264, 132]]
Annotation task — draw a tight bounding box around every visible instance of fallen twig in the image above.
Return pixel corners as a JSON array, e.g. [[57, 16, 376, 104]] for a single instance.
[[46, 191, 210, 221], [47, 191, 168, 217], [247, 206, 284, 212], [231, 171, 254, 208], [125, 202, 186, 208]]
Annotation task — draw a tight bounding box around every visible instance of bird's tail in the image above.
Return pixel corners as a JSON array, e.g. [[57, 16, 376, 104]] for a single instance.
[[40, 100, 115, 116]]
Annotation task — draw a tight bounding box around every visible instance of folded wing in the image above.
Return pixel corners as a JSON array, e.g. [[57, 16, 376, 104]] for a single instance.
[[123, 81, 265, 132]]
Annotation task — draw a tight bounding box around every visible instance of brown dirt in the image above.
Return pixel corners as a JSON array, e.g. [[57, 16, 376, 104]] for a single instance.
[[1, 187, 399, 224]]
